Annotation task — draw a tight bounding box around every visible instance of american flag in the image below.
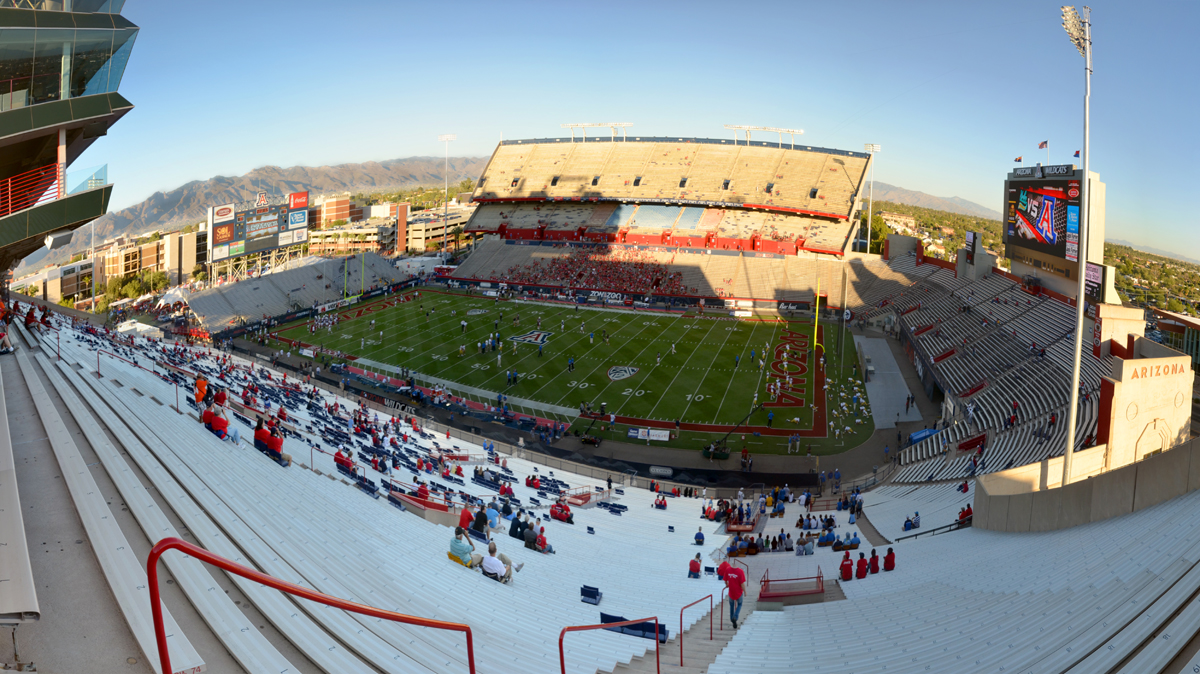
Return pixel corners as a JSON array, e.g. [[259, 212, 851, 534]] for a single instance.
[[1038, 141, 1048, 149]]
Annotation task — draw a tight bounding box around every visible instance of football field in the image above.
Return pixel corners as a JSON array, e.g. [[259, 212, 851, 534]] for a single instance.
[[271, 289, 874, 452]]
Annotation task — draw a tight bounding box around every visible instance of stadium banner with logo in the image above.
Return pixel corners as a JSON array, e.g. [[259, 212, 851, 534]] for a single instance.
[[626, 428, 672, 442], [212, 203, 235, 224]]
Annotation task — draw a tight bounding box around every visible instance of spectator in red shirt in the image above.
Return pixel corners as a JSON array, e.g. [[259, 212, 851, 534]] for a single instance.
[[856, 552, 868, 579], [214, 388, 227, 407], [724, 560, 747, 628], [869, 549, 880, 574], [416, 481, 430, 502], [716, 560, 730, 581], [688, 554, 702, 579], [255, 419, 271, 452], [201, 403, 215, 430], [536, 526, 554, 554], [209, 406, 239, 444], [883, 547, 896, 571], [266, 428, 290, 467], [458, 504, 475, 531], [840, 551, 854, 581]]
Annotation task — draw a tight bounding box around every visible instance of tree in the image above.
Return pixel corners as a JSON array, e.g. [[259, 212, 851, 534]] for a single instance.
[[191, 264, 206, 282], [69, 252, 85, 263], [449, 226, 464, 252], [106, 277, 124, 299], [149, 271, 169, 292], [182, 223, 198, 234], [1168, 297, 1187, 313]]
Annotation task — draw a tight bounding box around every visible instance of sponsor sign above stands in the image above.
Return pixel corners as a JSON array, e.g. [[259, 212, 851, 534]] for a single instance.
[[207, 190, 310, 261], [1012, 164, 1075, 179], [212, 203, 235, 224]]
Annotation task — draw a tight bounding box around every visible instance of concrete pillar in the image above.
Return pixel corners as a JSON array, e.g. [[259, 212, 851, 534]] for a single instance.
[[57, 128, 67, 198]]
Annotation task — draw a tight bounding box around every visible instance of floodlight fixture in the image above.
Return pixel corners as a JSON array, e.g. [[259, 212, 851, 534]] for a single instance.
[[724, 125, 804, 148], [438, 134, 456, 252], [561, 123, 633, 141]]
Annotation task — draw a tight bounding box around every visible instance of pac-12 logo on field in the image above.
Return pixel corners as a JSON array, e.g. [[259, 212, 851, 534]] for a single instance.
[[467, 309, 489, 316], [607, 366, 639, 381], [511, 330, 552, 345]]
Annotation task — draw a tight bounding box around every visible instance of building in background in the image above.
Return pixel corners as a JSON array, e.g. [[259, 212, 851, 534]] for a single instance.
[[405, 205, 474, 252], [1153, 308, 1200, 373], [0, 2, 138, 277], [308, 220, 397, 255]]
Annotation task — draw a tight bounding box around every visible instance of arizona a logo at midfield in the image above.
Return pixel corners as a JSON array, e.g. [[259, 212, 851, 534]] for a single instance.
[[607, 366, 639, 381], [511, 330, 552, 345]]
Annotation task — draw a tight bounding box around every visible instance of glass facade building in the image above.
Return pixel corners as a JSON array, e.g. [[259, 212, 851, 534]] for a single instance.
[[0, 5, 136, 111]]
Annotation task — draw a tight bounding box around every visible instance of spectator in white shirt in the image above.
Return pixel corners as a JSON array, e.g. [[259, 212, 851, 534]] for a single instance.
[[481, 541, 522, 583]]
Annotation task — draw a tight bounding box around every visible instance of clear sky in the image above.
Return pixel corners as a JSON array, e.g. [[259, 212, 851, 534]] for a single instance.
[[90, 0, 1199, 258]]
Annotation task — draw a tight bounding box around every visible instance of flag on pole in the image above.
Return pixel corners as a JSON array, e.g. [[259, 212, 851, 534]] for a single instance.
[[1074, 150, 1080, 157], [1014, 156, 1023, 162], [1038, 141, 1048, 149]]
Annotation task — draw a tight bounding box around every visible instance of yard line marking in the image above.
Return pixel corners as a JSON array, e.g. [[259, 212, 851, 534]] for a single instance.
[[546, 316, 670, 407], [672, 319, 736, 421]]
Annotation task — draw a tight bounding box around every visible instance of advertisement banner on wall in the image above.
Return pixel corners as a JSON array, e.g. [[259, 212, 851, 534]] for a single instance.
[[228, 241, 245, 257], [212, 222, 236, 245], [289, 191, 309, 210], [292, 228, 307, 242], [277, 231, 294, 246], [288, 210, 307, 229], [212, 204, 235, 224], [212, 244, 229, 261]]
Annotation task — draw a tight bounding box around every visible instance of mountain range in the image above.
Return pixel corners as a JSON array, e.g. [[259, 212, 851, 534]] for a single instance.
[[17, 161, 1009, 274], [16, 156, 490, 273], [866, 182, 1002, 221]]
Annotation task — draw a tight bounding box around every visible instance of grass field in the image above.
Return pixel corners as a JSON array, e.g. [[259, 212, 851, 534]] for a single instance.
[[271, 289, 875, 454]]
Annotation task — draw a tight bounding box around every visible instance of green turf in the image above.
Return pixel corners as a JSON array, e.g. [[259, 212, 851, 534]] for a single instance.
[[272, 290, 875, 453]]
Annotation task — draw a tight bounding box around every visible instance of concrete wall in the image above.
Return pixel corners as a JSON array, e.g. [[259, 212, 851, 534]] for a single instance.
[[886, 234, 918, 259], [976, 436, 1199, 532]]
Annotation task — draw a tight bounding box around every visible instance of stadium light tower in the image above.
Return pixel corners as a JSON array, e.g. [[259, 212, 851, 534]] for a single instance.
[[724, 125, 803, 148], [863, 144, 881, 254], [560, 123, 633, 142], [438, 134, 456, 256], [1061, 5, 1092, 488]]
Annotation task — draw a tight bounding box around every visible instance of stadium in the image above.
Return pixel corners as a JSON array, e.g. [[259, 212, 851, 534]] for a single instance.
[[2, 3, 1200, 674]]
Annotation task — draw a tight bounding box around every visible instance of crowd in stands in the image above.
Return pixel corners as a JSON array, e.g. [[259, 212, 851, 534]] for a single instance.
[[494, 247, 697, 296]]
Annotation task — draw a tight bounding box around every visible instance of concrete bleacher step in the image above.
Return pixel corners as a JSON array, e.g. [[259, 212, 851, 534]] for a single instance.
[[611, 600, 755, 674], [50, 355, 423, 674], [6, 343, 204, 673]]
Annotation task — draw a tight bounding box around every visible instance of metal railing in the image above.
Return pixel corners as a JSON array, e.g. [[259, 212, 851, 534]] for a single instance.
[[0, 163, 60, 218], [559, 616, 659, 674], [148, 537, 477, 674], [894, 515, 972, 541], [679, 595, 712, 666]]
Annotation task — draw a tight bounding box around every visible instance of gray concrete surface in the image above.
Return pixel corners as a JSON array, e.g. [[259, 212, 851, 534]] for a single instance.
[[855, 335, 923, 430]]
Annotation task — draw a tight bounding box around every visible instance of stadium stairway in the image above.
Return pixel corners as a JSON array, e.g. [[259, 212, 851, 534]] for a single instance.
[[611, 597, 757, 674]]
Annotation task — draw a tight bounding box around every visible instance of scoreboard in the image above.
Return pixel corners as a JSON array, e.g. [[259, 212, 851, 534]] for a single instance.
[[207, 191, 310, 262]]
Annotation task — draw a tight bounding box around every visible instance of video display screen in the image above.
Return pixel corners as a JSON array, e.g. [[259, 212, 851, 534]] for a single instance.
[[1006, 179, 1081, 262]]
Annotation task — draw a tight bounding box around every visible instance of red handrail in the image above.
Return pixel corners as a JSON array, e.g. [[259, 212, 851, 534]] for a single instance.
[[148, 537, 477, 674], [679, 595, 712, 666], [559, 617, 659, 674], [0, 162, 61, 218]]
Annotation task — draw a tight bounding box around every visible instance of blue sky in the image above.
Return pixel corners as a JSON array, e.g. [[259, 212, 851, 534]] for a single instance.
[[90, 0, 1199, 258]]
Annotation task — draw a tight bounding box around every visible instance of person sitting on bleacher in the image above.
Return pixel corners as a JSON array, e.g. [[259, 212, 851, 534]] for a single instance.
[[856, 552, 868, 579], [688, 553, 702, 579], [471, 502, 490, 534], [535, 526, 554, 554], [912, 512, 921, 528], [23, 308, 40, 334], [869, 549, 880, 574], [209, 405, 239, 445], [481, 541, 522, 583], [550, 501, 574, 524], [840, 551, 854, 582], [450, 527, 482, 568], [266, 427, 291, 466], [202, 402, 215, 430], [850, 532, 861, 548], [523, 518, 538, 550], [695, 527, 705, 546], [416, 481, 430, 502], [486, 502, 501, 530], [509, 510, 526, 540], [884, 547, 896, 571]]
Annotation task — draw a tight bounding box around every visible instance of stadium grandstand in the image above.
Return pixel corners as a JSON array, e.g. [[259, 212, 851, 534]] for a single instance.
[[464, 137, 870, 256], [187, 252, 412, 332]]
